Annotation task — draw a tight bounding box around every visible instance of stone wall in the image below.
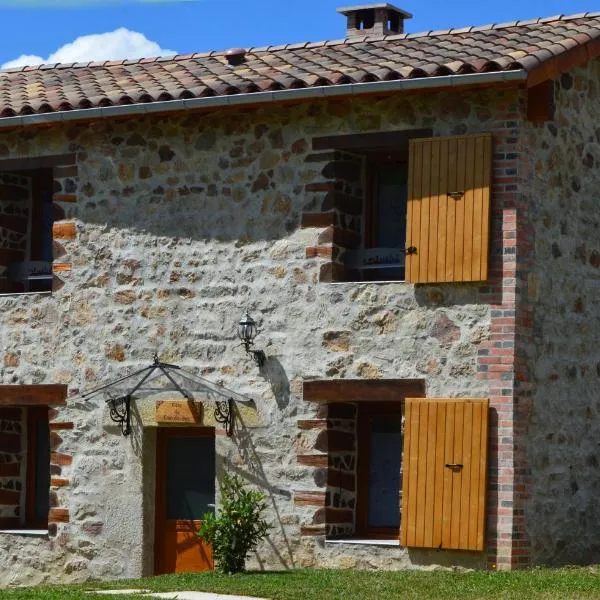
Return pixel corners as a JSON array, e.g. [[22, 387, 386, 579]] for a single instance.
[[522, 58, 600, 565], [0, 83, 526, 585]]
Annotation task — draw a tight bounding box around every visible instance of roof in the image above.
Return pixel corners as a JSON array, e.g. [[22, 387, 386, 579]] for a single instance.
[[1, 12, 600, 120]]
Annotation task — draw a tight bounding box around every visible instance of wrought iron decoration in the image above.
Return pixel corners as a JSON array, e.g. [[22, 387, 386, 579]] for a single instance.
[[82, 355, 252, 437], [108, 394, 132, 436], [214, 398, 234, 437]]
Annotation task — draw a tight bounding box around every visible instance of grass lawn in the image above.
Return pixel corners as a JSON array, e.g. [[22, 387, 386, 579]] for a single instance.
[[2, 567, 600, 599]]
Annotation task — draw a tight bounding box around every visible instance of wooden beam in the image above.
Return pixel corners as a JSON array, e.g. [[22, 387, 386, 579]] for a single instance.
[[0, 384, 67, 406], [527, 80, 555, 123], [313, 128, 433, 152], [527, 38, 600, 88], [0, 154, 76, 172], [302, 379, 426, 403]]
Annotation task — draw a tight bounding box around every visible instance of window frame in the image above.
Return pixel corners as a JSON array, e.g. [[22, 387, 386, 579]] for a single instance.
[[355, 400, 404, 539]]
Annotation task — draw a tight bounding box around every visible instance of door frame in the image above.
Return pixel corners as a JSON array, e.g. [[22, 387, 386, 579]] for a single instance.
[[154, 426, 216, 575]]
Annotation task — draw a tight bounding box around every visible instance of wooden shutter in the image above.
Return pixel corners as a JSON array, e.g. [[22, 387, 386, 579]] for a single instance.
[[406, 134, 492, 283], [400, 398, 489, 551]]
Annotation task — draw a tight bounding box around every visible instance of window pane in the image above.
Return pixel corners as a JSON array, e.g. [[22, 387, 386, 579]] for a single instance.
[[33, 413, 50, 524], [368, 416, 402, 529], [166, 436, 215, 520], [375, 165, 408, 249]]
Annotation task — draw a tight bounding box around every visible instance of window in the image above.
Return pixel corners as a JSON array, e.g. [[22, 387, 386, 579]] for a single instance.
[[26, 407, 51, 528], [356, 402, 404, 538], [309, 131, 492, 285], [0, 169, 54, 294], [302, 382, 489, 550], [360, 154, 409, 281], [355, 398, 489, 547], [0, 406, 50, 529]]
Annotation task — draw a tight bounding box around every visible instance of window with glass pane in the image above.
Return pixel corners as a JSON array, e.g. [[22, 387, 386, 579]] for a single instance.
[[367, 416, 402, 530], [363, 160, 408, 281], [26, 406, 50, 528], [166, 436, 215, 521], [356, 402, 404, 537]]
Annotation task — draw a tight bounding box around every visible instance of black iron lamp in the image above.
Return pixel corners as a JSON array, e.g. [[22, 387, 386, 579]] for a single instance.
[[238, 311, 266, 367]]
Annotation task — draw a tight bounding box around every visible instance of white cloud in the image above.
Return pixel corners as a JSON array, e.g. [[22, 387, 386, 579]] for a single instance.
[[2, 54, 45, 69], [2, 28, 177, 69]]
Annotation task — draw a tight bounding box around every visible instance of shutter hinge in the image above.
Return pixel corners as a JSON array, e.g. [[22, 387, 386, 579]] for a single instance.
[[448, 191, 464, 200], [405, 246, 417, 255]]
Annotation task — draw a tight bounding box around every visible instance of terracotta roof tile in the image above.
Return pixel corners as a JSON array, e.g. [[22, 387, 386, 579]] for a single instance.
[[1, 12, 600, 118]]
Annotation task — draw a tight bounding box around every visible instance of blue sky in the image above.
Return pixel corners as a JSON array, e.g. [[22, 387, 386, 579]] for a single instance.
[[1, 0, 598, 69]]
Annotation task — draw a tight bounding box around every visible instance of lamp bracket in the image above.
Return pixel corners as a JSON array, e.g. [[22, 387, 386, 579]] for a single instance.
[[250, 349, 266, 367]]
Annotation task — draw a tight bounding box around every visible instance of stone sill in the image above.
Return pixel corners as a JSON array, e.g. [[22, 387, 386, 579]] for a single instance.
[[326, 538, 400, 547], [0, 291, 52, 298], [327, 281, 406, 286], [0, 529, 49, 537]]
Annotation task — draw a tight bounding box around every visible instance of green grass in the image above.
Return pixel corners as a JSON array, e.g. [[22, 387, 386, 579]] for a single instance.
[[2, 567, 600, 599]]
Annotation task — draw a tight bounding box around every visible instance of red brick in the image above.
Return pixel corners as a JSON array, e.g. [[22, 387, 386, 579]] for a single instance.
[[48, 508, 69, 523]]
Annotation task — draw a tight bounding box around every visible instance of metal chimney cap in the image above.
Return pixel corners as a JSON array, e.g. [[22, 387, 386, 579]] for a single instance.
[[225, 48, 247, 66], [337, 3, 413, 19]]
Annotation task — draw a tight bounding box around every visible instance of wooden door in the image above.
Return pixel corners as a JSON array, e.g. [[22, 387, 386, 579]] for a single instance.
[[155, 427, 216, 574]]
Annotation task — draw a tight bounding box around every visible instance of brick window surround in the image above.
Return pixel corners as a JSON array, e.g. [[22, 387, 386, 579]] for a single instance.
[[301, 130, 493, 286], [296, 379, 425, 539], [0, 154, 78, 295], [0, 385, 68, 531], [301, 130, 431, 283]]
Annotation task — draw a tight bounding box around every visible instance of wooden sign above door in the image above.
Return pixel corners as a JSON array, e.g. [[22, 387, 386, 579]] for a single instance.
[[156, 400, 203, 425]]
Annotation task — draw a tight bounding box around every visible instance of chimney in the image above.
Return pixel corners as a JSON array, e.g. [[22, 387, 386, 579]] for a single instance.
[[337, 3, 413, 38]]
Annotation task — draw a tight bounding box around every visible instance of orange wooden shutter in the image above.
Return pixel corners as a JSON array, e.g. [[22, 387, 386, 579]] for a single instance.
[[400, 398, 489, 551], [406, 134, 492, 283]]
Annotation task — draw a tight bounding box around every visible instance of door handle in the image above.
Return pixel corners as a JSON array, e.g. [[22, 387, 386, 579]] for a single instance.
[[405, 246, 417, 255], [445, 463, 463, 470]]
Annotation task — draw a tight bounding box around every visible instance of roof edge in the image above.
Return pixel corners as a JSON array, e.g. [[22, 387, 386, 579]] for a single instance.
[[0, 70, 527, 129], [1, 10, 599, 74]]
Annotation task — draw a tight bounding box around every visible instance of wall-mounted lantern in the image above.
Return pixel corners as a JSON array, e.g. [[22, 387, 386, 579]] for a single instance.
[[237, 311, 266, 367]]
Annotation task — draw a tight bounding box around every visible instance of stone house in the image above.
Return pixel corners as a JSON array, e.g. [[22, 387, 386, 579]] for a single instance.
[[0, 1, 600, 586]]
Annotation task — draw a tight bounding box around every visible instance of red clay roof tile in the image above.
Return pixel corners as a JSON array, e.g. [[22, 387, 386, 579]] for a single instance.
[[1, 12, 600, 118]]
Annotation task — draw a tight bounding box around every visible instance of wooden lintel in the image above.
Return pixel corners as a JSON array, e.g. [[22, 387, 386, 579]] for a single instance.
[[302, 379, 426, 403], [0, 154, 76, 172], [0, 384, 67, 406], [313, 128, 433, 152]]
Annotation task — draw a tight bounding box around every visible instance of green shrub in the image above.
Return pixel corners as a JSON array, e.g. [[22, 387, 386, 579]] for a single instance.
[[198, 474, 271, 574]]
